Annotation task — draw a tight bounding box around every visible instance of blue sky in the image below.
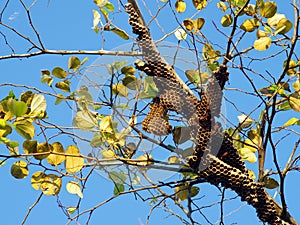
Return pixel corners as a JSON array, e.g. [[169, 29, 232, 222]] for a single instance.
[[0, 0, 299, 225]]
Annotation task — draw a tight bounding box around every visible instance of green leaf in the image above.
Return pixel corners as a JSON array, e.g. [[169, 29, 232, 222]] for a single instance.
[[65, 145, 84, 173], [110, 27, 129, 40], [11, 160, 29, 179], [55, 81, 71, 92], [104, 2, 114, 12], [66, 181, 83, 198], [139, 76, 158, 99], [23, 140, 38, 154], [68, 56, 81, 71], [221, 14, 233, 27], [8, 141, 19, 156], [264, 177, 279, 189], [112, 60, 128, 71], [202, 43, 220, 62], [113, 183, 124, 195], [90, 134, 103, 148], [185, 70, 209, 85], [100, 7, 109, 22], [74, 110, 97, 130], [109, 171, 127, 184], [55, 94, 65, 105], [47, 142, 65, 166], [14, 120, 35, 139], [52, 67, 68, 79], [8, 99, 28, 117], [122, 75, 139, 90], [67, 207, 77, 215], [254, 37, 272, 51], [278, 101, 291, 111], [30, 94, 47, 117], [175, 184, 189, 201], [173, 126, 191, 144]]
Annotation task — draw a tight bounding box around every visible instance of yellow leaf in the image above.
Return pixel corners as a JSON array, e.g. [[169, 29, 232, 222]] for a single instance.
[[238, 148, 257, 163], [174, 28, 187, 40], [260, 2, 277, 18], [11, 160, 29, 179], [284, 60, 297, 76], [256, 29, 268, 38], [221, 14, 232, 27], [168, 156, 181, 164], [175, 184, 188, 201], [92, 10, 100, 28], [112, 83, 128, 97], [193, 18, 205, 31], [183, 19, 194, 31], [292, 78, 300, 91], [254, 37, 272, 51], [66, 181, 83, 198], [31, 171, 46, 190], [192, 0, 207, 10], [14, 120, 35, 140], [110, 27, 129, 40], [244, 139, 258, 152], [136, 154, 154, 166], [289, 93, 300, 112], [47, 142, 65, 166], [240, 19, 259, 32], [30, 94, 47, 117], [244, 4, 256, 16], [275, 18, 292, 34], [247, 169, 256, 180], [101, 149, 116, 159], [237, 114, 253, 128], [65, 145, 84, 173], [40, 174, 62, 195], [67, 207, 77, 215], [34, 142, 52, 160], [99, 116, 114, 133], [175, 0, 186, 13], [175, 184, 199, 201], [267, 13, 286, 26], [217, 2, 227, 12]]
